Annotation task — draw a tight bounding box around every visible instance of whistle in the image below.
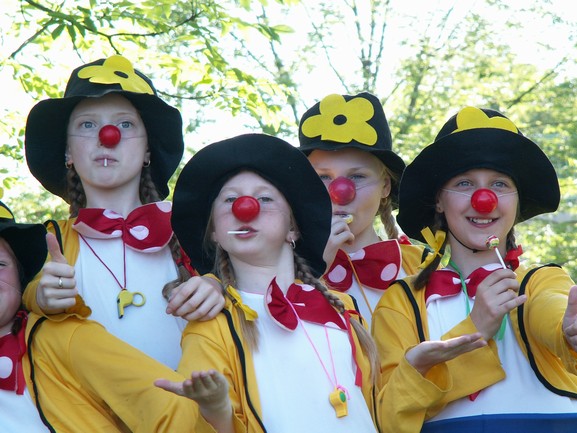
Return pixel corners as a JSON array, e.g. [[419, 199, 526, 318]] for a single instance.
[[117, 290, 146, 318]]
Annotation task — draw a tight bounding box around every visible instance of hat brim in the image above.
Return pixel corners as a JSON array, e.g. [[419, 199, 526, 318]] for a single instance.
[[1, 223, 47, 287], [397, 128, 560, 241], [172, 134, 332, 277], [299, 141, 406, 207], [25, 92, 183, 201]]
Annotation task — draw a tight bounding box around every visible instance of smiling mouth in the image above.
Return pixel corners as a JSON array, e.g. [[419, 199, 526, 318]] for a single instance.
[[469, 217, 495, 224]]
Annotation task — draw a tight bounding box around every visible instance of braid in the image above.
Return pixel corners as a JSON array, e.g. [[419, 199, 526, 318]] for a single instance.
[[505, 228, 517, 252], [139, 167, 161, 204], [378, 196, 399, 239], [161, 235, 193, 300], [11, 310, 24, 335], [66, 166, 86, 217], [214, 246, 260, 350], [377, 165, 400, 240], [294, 253, 379, 385]]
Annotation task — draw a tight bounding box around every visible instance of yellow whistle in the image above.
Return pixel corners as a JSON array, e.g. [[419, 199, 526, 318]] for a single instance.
[[117, 290, 146, 319]]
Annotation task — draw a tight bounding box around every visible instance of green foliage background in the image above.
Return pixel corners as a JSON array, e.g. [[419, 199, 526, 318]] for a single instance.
[[1, 0, 576, 275]]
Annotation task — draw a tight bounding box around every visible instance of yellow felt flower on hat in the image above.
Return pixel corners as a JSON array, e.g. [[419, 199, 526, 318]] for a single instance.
[[453, 106, 518, 134], [226, 285, 258, 321], [77, 55, 154, 95], [0, 203, 13, 220], [301, 94, 378, 146], [418, 227, 446, 269]]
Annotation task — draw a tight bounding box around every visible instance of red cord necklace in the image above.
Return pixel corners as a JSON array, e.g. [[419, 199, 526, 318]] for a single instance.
[[79, 234, 146, 318]]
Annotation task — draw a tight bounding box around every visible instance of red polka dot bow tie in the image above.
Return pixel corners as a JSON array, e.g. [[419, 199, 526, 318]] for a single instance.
[[265, 279, 346, 331], [324, 240, 402, 292], [73, 202, 173, 252], [0, 311, 27, 395]]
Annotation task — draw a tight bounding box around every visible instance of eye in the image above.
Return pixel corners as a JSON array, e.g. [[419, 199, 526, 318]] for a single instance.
[[118, 121, 133, 129], [318, 174, 332, 183], [223, 196, 237, 203], [81, 121, 96, 129], [257, 196, 273, 203], [455, 179, 473, 188]]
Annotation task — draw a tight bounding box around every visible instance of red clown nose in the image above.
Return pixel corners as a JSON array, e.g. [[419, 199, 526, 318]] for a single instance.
[[471, 189, 498, 214], [98, 125, 121, 148], [328, 177, 356, 205], [232, 196, 260, 222]]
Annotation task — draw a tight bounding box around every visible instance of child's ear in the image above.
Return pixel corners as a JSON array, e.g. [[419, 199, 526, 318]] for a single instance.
[[381, 175, 392, 199]]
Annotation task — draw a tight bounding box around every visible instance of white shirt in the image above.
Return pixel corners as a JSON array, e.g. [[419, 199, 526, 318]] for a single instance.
[[242, 291, 377, 433], [75, 237, 186, 369]]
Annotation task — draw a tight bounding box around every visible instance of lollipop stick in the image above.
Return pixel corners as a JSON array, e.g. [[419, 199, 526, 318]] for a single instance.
[[494, 249, 507, 269]]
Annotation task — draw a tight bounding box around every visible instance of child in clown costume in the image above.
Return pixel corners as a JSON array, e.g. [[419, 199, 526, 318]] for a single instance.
[[159, 133, 381, 432], [20, 55, 227, 432], [373, 107, 577, 432], [297, 92, 425, 327], [0, 197, 50, 432]]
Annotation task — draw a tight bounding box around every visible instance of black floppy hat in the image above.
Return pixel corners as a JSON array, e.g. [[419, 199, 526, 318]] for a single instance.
[[172, 133, 332, 277], [25, 55, 183, 202], [298, 92, 406, 206], [0, 200, 47, 288], [397, 106, 560, 242]]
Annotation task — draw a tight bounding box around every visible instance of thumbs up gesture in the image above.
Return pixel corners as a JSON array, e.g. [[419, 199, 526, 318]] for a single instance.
[[37, 233, 78, 313]]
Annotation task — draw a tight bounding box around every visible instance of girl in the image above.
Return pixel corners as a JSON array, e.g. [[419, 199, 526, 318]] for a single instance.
[[374, 106, 577, 432], [0, 198, 49, 432], [298, 92, 425, 326], [160, 133, 381, 432], [24, 55, 223, 369], [20, 55, 226, 432]]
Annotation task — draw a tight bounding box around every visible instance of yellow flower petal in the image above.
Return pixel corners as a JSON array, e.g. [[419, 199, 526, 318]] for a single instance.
[[301, 94, 378, 146], [77, 55, 154, 95], [453, 106, 518, 134]]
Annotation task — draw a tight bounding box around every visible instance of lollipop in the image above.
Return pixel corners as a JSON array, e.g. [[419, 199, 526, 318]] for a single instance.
[[486, 235, 506, 269], [341, 214, 354, 224]]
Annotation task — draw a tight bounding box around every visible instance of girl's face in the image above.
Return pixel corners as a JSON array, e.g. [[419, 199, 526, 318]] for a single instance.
[[66, 93, 149, 199], [211, 171, 296, 265], [0, 238, 22, 334], [437, 168, 518, 252], [308, 148, 390, 240]]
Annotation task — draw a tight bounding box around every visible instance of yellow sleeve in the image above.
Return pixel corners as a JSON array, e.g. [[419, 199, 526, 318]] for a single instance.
[[25, 315, 215, 433], [178, 309, 253, 433]]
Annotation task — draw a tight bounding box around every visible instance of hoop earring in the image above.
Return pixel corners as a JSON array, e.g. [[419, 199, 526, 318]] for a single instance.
[[289, 239, 296, 249], [143, 160, 151, 168]]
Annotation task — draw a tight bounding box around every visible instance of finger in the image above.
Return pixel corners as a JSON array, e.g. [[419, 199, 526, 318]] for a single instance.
[[154, 379, 185, 397], [46, 233, 68, 264], [197, 302, 225, 322]]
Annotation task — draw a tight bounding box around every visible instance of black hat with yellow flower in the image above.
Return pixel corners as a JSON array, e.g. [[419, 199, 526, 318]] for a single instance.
[[298, 92, 405, 205], [25, 55, 183, 202], [0, 189, 47, 288], [397, 106, 560, 242]]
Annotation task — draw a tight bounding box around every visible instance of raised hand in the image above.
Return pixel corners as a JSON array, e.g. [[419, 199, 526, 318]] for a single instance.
[[322, 215, 355, 270], [165, 276, 225, 321], [469, 268, 526, 341], [563, 285, 577, 352], [405, 333, 486, 376], [155, 370, 233, 433], [37, 233, 78, 313]]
